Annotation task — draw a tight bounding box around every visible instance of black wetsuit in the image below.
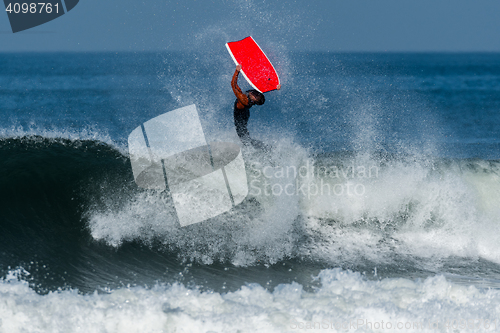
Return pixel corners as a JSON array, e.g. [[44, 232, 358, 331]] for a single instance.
[[233, 97, 268, 150], [233, 97, 253, 143]]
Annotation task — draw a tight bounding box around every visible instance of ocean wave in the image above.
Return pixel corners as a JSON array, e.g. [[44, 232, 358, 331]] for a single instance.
[[1, 135, 499, 273], [85, 137, 500, 267]]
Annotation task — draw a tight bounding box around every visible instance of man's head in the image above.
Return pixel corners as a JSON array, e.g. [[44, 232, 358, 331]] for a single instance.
[[247, 90, 265, 105]]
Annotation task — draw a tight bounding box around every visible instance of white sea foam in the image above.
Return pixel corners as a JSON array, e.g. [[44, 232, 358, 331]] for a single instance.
[[2, 268, 500, 333], [88, 140, 307, 266], [309, 157, 500, 264]]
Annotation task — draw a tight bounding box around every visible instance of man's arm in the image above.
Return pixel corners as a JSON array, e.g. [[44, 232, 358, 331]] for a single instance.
[[231, 65, 249, 107]]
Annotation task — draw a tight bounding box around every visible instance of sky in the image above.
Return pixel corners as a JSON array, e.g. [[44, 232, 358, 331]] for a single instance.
[[1, 0, 500, 52]]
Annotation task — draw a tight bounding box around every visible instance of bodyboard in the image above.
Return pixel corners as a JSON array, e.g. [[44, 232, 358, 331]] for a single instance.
[[226, 36, 280, 93]]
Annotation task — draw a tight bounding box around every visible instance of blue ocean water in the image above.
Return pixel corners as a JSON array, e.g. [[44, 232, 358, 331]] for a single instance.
[[1, 52, 500, 332]]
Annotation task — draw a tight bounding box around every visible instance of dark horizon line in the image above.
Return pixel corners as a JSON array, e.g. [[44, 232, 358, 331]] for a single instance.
[[2, 50, 500, 54]]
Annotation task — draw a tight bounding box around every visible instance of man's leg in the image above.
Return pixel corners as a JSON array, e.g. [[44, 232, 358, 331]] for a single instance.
[[234, 108, 251, 144]]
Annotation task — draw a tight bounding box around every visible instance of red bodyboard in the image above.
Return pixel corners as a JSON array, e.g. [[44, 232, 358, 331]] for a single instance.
[[226, 36, 280, 93]]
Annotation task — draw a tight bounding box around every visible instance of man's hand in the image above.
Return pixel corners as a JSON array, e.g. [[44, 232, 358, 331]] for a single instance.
[[276, 84, 281, 90], [236, 64, 242, 72]]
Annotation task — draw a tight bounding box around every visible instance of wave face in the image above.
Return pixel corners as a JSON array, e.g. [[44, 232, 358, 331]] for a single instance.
[[0, 136, 133, 292]]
